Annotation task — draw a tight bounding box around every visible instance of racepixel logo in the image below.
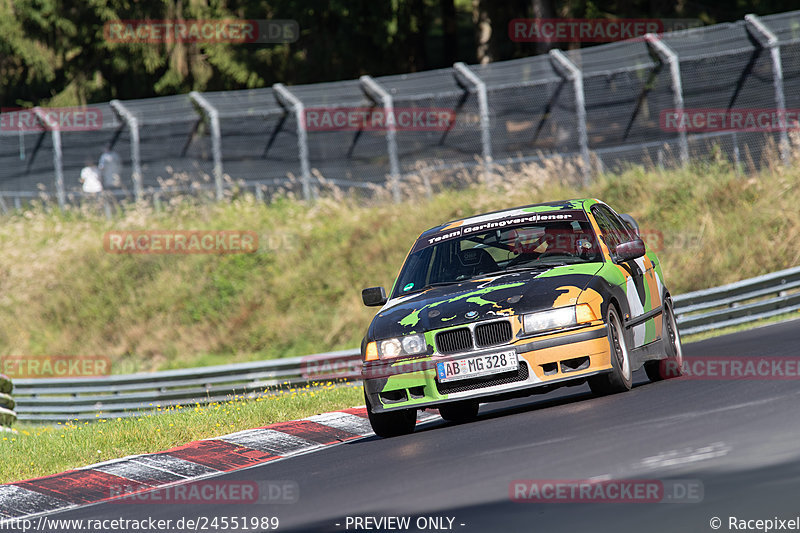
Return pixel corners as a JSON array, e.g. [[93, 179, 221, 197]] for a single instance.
[[103, 19, 299, 44], [104, 230, 259, 254], [109, 480, 298, 505], [0, 355, 111, 378], [303, 108, 457, 132], [510, 479, 704, 503], [509, 18, 702, 43], [0, 107, 103, 132], [659, 357, 800, 380], [660, 108, 800, 132]]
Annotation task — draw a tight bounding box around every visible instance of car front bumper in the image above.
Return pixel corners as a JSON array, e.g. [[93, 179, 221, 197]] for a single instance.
[[364, 323, 613, 413]]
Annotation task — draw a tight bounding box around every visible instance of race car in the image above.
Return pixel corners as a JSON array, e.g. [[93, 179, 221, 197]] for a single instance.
[[360, 198, 684, 437]]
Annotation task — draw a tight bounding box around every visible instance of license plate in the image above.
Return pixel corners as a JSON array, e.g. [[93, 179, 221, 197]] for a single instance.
[[436, 350, 518, 383]]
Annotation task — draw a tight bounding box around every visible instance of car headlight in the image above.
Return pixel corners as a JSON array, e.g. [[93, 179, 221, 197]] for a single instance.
[[522, 303, 597, 335], [523, 307, 577, 334], [378, 334, 427, 359]]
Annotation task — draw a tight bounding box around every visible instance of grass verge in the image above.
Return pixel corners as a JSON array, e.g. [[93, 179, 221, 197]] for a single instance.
[[0, 382, 363, 485]]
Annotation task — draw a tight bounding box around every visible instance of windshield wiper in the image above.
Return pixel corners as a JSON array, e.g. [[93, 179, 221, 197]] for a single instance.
[[402, 281, 458, 295], [422, 281, 459, 289], [476, 264, 563, 278]]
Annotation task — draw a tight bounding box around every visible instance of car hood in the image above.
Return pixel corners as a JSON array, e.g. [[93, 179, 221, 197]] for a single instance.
[[369, 263, 603, 340]]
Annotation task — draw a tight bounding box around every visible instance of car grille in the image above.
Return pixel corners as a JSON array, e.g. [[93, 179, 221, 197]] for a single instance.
[[435, 328, 473, 354], [435, 320, 513, 354], [475, 320, 513, 348], [436, 362, 529, 395]]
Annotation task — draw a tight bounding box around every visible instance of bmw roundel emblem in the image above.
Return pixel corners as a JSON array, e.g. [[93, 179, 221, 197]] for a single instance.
[[465, 310, 479, 319]]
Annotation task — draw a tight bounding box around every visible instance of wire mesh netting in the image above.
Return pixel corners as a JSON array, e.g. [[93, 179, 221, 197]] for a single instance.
[[2, 10, 800, 206]]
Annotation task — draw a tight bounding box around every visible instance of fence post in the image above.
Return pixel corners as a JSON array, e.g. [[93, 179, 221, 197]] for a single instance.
[[745, 14, 790, 164], [110, 100, 144, 202], [32, 108, 66, 209], [190, 92, 225, 201], [360, 75, 401, 203], [273, 83, 313, 202], [645, 34, 689, 167], [0, 373, 16, 433], [453, 62, 493, 183], [548, 50, 591, 186]]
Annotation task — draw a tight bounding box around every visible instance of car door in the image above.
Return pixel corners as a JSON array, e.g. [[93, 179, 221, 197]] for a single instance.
[[592, 205, 661, 348]]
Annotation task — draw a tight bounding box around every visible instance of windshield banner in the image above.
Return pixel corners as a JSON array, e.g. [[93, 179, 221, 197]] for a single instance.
[[412, 210, 588, 253]]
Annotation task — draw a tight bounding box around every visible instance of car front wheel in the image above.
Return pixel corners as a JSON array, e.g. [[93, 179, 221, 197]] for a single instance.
[[589, 306, 633, 395], [365, 391, 416, 438]]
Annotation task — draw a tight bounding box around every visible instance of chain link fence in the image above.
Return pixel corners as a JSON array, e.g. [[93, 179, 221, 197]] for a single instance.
[[2, 10, 800, 208]]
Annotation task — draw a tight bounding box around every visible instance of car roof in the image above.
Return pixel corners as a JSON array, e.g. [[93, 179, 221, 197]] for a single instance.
[[418, 198, 601, 240]]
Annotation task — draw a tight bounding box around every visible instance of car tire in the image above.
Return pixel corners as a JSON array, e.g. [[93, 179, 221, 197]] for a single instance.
[[438, 400, 479, 423], [365, 391, 416, 438], [589, 306, 633, 395], [645, 298, 685, 382]]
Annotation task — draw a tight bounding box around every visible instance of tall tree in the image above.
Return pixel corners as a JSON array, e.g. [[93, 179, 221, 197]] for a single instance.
[[441, 0, 458, 65]]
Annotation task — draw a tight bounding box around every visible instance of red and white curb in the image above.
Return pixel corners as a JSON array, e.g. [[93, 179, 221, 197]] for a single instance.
[[0, 407, 441, 521]]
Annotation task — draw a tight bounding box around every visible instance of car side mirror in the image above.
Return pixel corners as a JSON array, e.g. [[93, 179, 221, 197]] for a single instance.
[[615, 238, 646, 262], [362, 286, 387, 307], [619, 213, 640, 236]]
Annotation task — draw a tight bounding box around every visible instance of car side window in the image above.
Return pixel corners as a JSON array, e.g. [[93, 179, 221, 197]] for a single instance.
[[592, 206, 631, 256]]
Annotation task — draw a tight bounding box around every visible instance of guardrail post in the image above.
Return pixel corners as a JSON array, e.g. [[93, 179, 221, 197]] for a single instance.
[[453, 62, 493, 183], [32, 108, 66, 209], [0, 373, 17, 433], [273, 83, 313, 202], [360, 75, 401, 203], [745, 14, 790, 164], [645, 34, 689, 167], [110, 100, 144, 202], [548, 50, 592, 186], [190, 92, 225, 201]]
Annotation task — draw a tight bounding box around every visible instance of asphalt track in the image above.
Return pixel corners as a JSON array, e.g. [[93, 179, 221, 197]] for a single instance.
[[22, 319, 800, 533]]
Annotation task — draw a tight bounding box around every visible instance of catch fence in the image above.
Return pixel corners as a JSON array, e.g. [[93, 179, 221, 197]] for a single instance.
[[2, 11, 800, 207]]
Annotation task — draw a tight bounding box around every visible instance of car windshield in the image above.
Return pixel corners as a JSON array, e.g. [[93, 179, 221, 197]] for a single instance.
[[393, 220, 602, 298]]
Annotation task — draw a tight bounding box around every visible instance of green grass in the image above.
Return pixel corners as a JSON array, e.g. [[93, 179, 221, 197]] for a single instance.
[[0, 382, 363, 484], [0, 154, 797, 374]]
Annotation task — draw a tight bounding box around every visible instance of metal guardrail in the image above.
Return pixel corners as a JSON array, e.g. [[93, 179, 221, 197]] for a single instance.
[[673, 265, 800, 336], [0, 373, 17, 432], [11, 350, 361, 423], [8, 267, 800, 423]]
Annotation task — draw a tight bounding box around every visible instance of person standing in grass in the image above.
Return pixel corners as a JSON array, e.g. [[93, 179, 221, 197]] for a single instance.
[[80, 158, 103, 194], [98, 144, 122, 188]]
